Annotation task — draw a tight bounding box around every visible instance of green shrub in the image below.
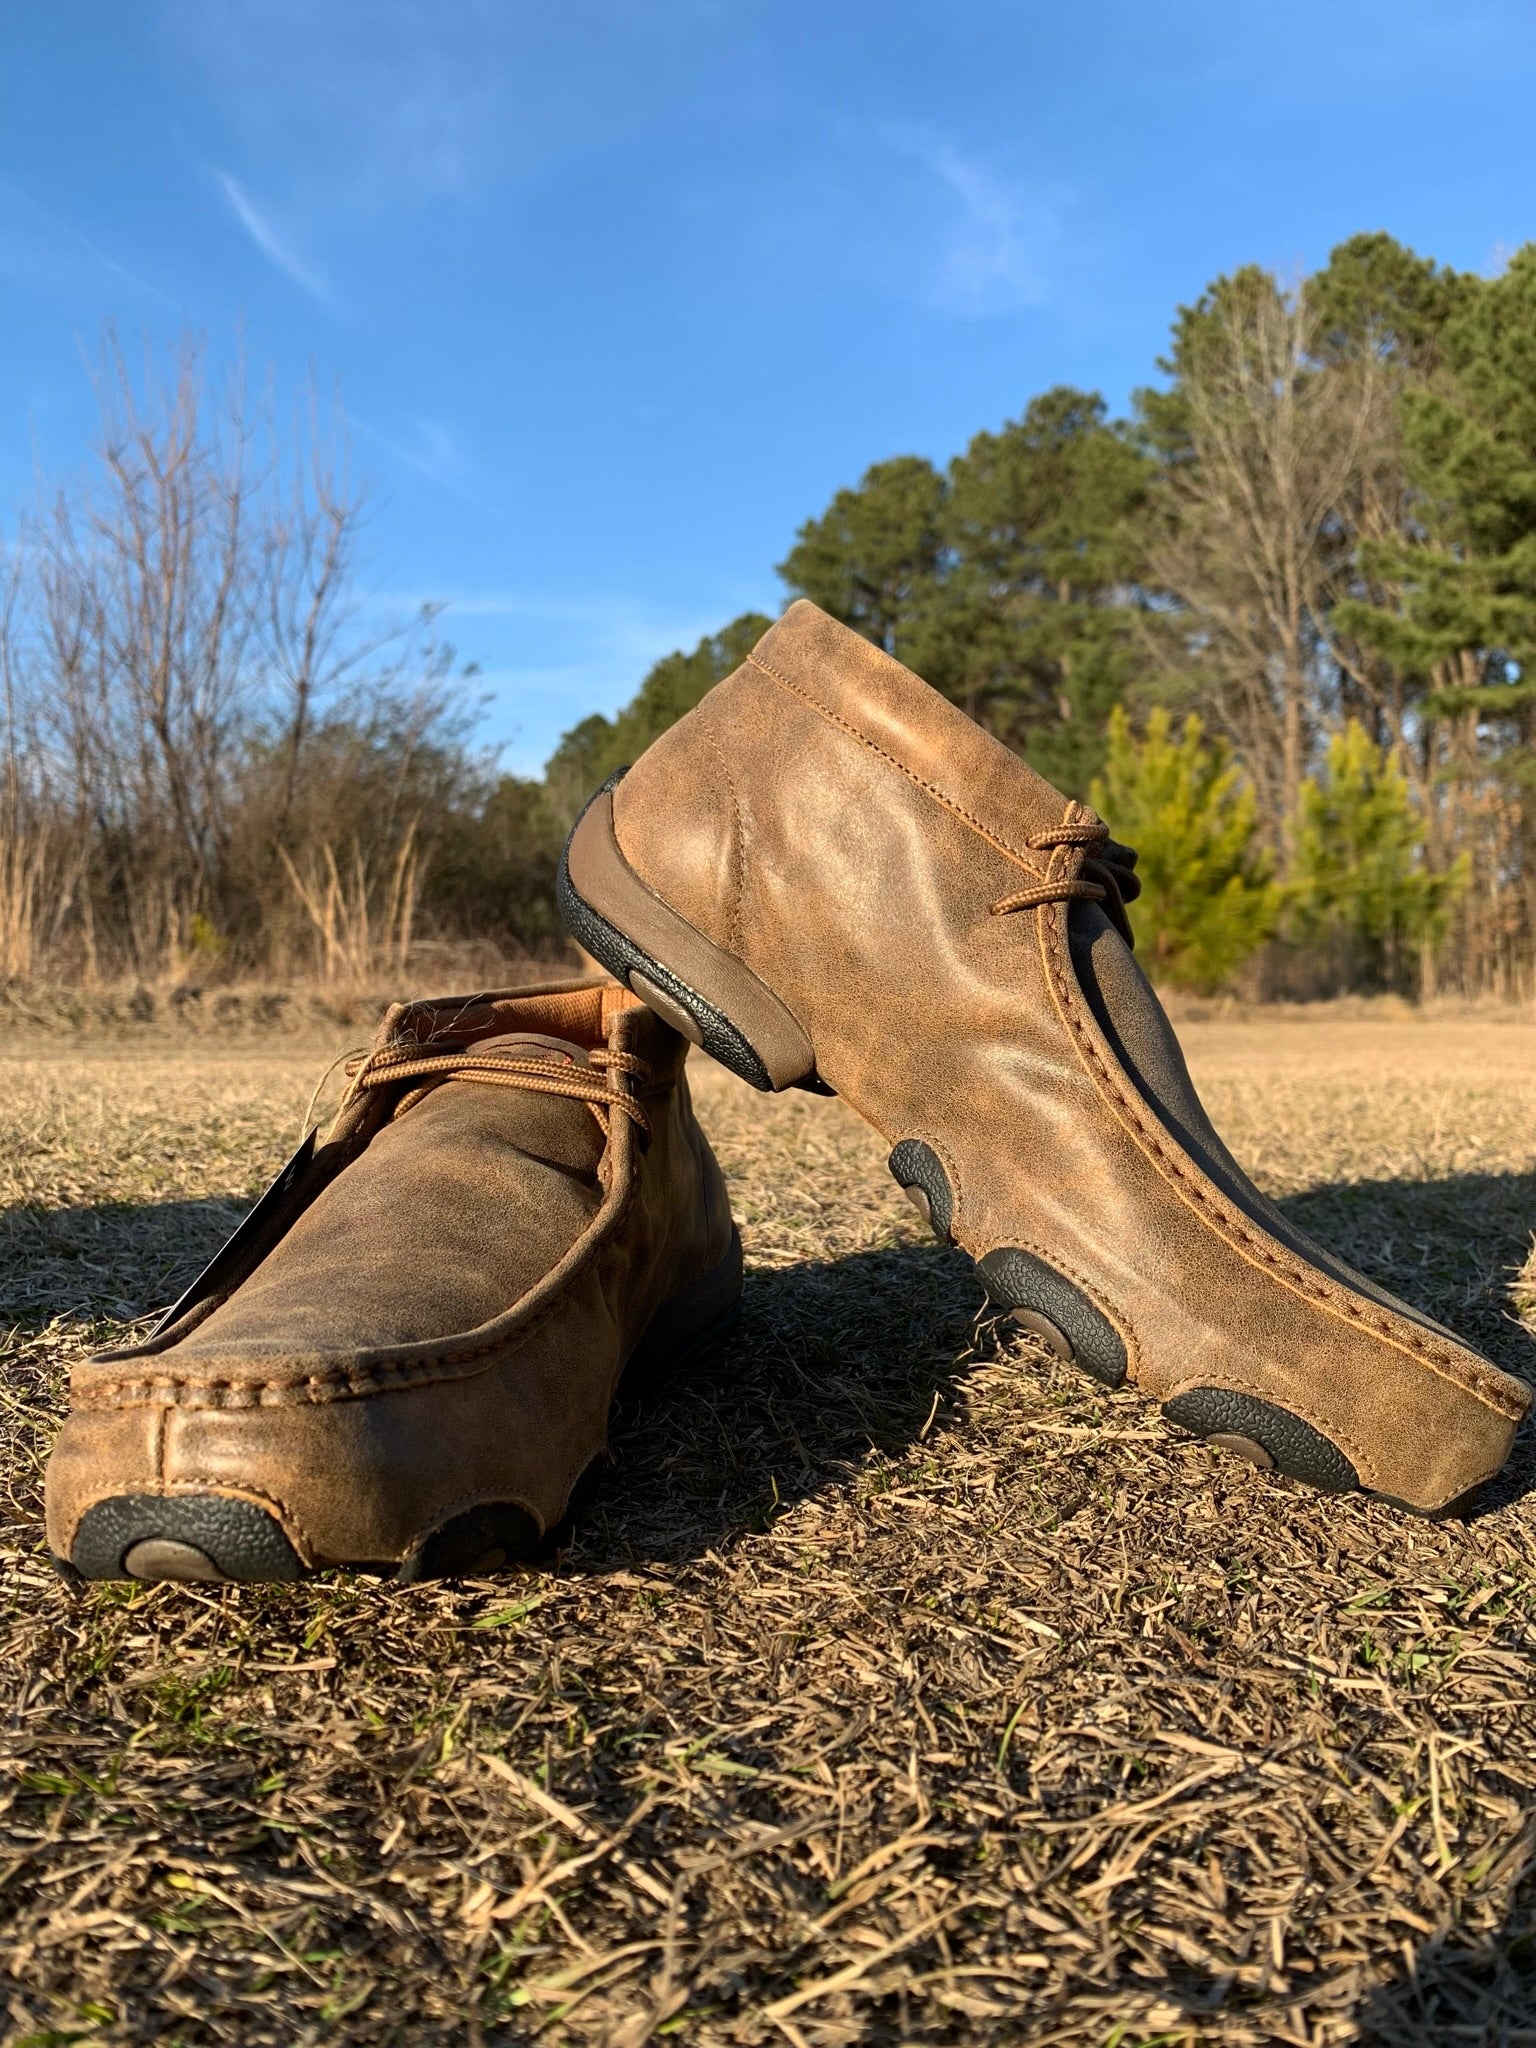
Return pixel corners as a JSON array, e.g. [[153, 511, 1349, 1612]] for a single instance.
[[1091, 706, 1280, 990], [1286, 721, 1465, 991]]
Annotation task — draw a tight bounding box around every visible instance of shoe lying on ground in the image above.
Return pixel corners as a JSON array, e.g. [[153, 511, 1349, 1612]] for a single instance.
[[46, 977, 741, 1584], [561, 599, 1530, 1514]]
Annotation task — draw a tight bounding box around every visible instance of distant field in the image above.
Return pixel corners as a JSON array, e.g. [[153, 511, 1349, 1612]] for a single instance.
[[4, 1013, 1536, 2045]]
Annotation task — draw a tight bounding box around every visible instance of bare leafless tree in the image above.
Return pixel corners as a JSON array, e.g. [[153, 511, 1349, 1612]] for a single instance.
[[1148, 273, 1392, 847], [0, 329, 465, 982]]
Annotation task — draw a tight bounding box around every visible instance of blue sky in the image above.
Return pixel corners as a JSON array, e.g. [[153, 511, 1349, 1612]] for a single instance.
[[2, 2, 1534, 772]]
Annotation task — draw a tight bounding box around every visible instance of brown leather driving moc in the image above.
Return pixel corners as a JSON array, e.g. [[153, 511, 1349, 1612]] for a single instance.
[[559, 600, 1530, 1515], [46, 977, 741, 1584]]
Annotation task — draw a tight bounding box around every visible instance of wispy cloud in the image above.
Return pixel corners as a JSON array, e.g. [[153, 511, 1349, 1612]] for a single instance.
[[378, 585, 730, 646], [217, 172, 333, 305], [885, 129, 1066, 317], [171, 1, 732, 221], [350, 413, 503, 518], [0, 178, 171, 303], [58, 221, 168, 303]]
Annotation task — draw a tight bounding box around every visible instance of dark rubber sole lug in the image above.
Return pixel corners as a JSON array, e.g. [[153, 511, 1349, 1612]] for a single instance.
[[895, 1176, 1416, 1506], [888, 1140, 955, 1242], [973, 1274, 1454, 1513], [883, 1163, 1131, 1397], [1162, 1387, 1359, 1492], [396, 1502, 542, 1582], [71, 1493, 308, 1583], [558, 776, 776, 1092], [399, 1272, 743, 1578], [978, 1246, 1129, 1389], [1164, 1389, 1479, 1517]]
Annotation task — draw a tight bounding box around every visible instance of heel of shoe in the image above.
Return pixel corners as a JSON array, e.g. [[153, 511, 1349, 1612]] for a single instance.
[[560, 775, 819, 1093]]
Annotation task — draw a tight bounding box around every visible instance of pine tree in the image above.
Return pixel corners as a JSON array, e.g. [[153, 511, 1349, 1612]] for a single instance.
[[912, 388, 1151, 794], [1287, 722, 1466, 992], [1091, 707, 1279, 991], [1334, 247, 1536, 967], [775, 393, 1150, 793], [776, 457, 946, 654]]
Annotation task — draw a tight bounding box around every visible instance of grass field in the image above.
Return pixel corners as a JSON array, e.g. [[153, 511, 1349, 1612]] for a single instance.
[[4, 1009, 1536, 2045]]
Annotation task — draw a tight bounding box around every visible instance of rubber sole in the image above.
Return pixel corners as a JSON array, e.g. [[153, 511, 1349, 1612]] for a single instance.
[[896, 1140, 1473, 1516], [57, 1231, 745, 1587], [560, 822, 1478, 1521]]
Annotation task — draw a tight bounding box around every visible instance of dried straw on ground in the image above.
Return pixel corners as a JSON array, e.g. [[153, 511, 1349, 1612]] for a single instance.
[[3, 1014, 1536, 2045]]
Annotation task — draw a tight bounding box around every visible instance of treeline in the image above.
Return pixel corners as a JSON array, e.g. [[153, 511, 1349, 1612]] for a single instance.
[[564, 233, 1536, 998], [4, 232, 1536, 994], [0, 337, 565, 985]]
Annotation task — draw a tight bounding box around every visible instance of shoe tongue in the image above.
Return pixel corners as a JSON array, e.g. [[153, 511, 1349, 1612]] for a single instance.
[[470, 1030, 590, 1064], [1069, 908, 1224, 1164]]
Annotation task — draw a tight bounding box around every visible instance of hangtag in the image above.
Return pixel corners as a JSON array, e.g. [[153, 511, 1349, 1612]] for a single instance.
[[150, 1130, 318, 1336]]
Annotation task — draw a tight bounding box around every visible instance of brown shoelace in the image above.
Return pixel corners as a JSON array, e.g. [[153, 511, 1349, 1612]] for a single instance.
[[343, 1040, 652, 1141], [990, 820, 1141, 949]]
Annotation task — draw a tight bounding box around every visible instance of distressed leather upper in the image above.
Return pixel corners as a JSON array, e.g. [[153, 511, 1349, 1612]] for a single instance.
[[609, 601, 1530, 1511], [45, 978, 736, 1566]]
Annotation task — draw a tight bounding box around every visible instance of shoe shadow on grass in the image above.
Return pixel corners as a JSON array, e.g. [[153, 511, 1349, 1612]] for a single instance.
[[592, 1163, 1536, 1563], [1351, 1886, 1536, 2046], [4, 1164, 1534, 1549], [0, 1194, 253, 1528], [1276, 1166, 1536, 1516], [589, 1236, 992, 1569], [0, 1194, 250, 1347]]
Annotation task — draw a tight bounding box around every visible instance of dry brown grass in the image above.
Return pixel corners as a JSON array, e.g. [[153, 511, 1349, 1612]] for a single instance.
[[4, 1012, 1536, 2045]]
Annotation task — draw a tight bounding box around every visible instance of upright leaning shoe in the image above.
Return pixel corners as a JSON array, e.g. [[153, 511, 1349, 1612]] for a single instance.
[[47, 977, 740, 1583], [561, 600, 1529, 1514]]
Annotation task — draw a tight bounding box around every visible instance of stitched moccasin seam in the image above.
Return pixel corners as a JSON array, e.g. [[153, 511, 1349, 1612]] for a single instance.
[[1037, 881, 1529, 1422], [1044, 894, 1525, 1416], [81, 1076, 645, 1400], [70, 1287, 574, 1406]]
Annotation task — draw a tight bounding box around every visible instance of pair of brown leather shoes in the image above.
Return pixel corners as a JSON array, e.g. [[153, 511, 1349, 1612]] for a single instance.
[[46, 603, 1529, 1584]]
